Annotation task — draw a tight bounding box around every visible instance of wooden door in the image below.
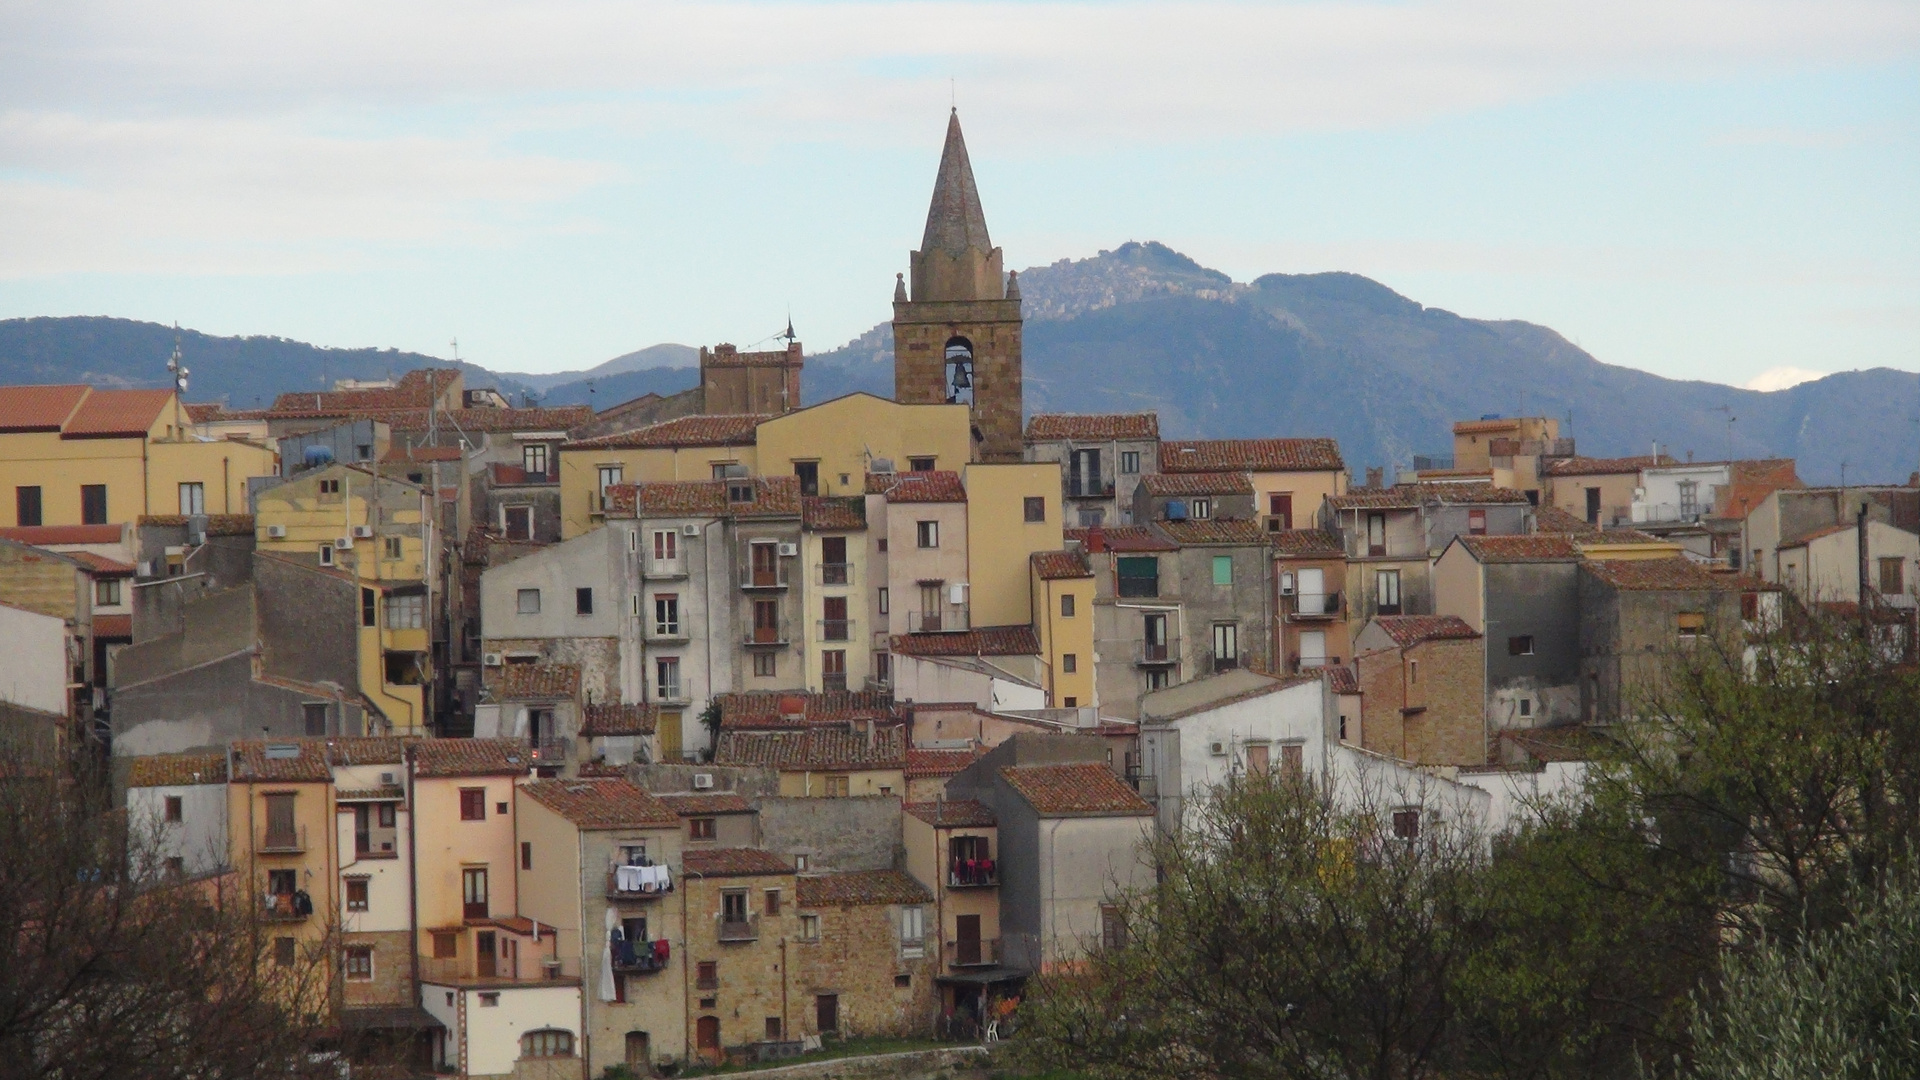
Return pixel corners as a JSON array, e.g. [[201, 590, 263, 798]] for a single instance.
[[462, 867, 489, 921], [816, 993, 839, 1033], [696, 1016, 721, 1050], [752, 542, 778, 586], [476, 931, 496, 978], [955, 913, 981, 966], [625, 1031, 649, 1067]]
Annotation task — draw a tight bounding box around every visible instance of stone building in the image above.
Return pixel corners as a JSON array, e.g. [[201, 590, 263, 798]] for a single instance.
[[1323, 482, 1533, 642], [700, 342, 803, 417], [1353, 615, 1488, 767], [792, 870, 938, 1039], [1575, 557, 1755, 723], [901, 798, 1010, 1016], [1431, 534, 1584, 729], [1023, 412, 1161, 527], [680, 847, 800, 1058]]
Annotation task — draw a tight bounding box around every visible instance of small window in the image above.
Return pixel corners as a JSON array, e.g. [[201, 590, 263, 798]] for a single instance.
[[15, 486, 42, 527], [1468, 509, 1487, 536], [908, 456, 936, 472], [383, 536, 402, 560], [432, 931, 458, 958], [576, 587, 593, 616], [1060, 593, 1075, 618], [1393, 809, 1420, 842], [1519, 698, 1533, 717], [361, 588, 377, 628], [94, 577, 122, 606], [1100, 905, 1126, 950], [355, 444, 373, 461], [825, 775, 850, 797], [1062, 653, 1077, 674], [765, 889, 782, 916], [1410, 659, 1419, 684], [523, 443, 549, 477], [895, 973, 911, 988], [1677, 612, 1706, 639], [346, 879, 369, 911], [1281, 743, 1303, 777], [877, 587, 889, 615], [765, 1018, 784, 1041], [318, 544, 335, 567], [165, 856, 184, 876], [727, 480, 755, 504], [520, 1030, 573, 1057], [319, 479, 341, 496], [496, 801, 508, 815], [900, 905, 925, 946], [1024, 496, 1045, 523], [459, 788, 485, 821], [794, 461, 819, 496], [1190, 498, 1212, 519], [697, 961, 719, 989], [1212, 555, 1233, 586], [521, 842, 532, 870], [753, 652, 777, 678], [517, 588, 541, 614], [689, 817, 716, 841], [1119, 450, 1140, 474], [164, 795, 183, 822], [1508, 635, 1534, 656], [385, 592, 424, 630], [274, 937, 296, 967], [916, 520, 939, 548], [479, 992, 500, 1008]]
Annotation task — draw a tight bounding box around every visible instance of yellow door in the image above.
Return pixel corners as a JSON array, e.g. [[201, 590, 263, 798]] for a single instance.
[[658, 711, 682, 760]]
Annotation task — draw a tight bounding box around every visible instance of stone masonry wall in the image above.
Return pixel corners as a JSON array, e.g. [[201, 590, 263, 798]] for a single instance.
[[792, 903, 937, 1040], [343, 929, 414, 1008]]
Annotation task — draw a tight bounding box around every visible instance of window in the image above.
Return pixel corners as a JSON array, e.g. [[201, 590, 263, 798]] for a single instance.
[[1585, 487, 1602, 525], [576, 587, 593, 616], [303, 702, 328, 736], [460, 788, 486, 821], [697, 961, 719, 989], [384, 536, 403, 560], [94, 577, 121, 606], [274, 937, 296, 967], [654, 594, 680, 636], [319, 543, 335, 567], [821, 649, 847, 691], [1062, 653, 1077, 674], [794, 461, 819, 496], [462, 867, 489, 920], [655, 657, 681, 699], [765, 1017, 784, 1041], [1366, 512, 1386, 556], [15, 486, 41, 527], [916, 520, 939, 548], [521, 1030, 574, 1058], [1190, 498, 1212, 519], [1393, 809, 1421, 844], [361, 588, 376, 627], [1468, 509, 1487, 536], [765, 889, 782, 916], [825, 775, 850, 797], [355, 443, 373, 461], [386, 592, 424, 629], [517, 588, 541, 614], [1212, 555, 1233, 585], [432, 931, 457, 959], [1245, 744, 1269, 775], [1376, 569, 1401, 615], [1146, 669, 1170, 690], [1117, 556, 1159, 598], [1062, 697, 1076, 707], [264, 793, 296, 848], [1120, 450, 1140, 474], [800, 914, 821, 940], [319, 478, 341, 496], [478, 992, 499, 1007], [1268, 492, 1293, 530], [722, 890, 750, 924], [597, 465, 624, 509], [752, 598, 779, 642], [523, 443, 549, 477], [689, 817, 716, 841], [728, 479, 755, 504], [1880, 557, 1906, 596], [1060, 593, 1075, 618], [1677, 612, 1706, 639], [178, 482, 205, 516], [873, 651, 891, 686], [80, 484, 108, 525], [164, 795, 183, 822], [820, 535, 848, 583], [1100, 905, 1126, 950], [908, 456, 936, 472], [1410, 660, 1419, 684], [876, 587, 889, 615], [165, 856, 184, 877], [1024, 496, 1045, 523], [1519, 698, 1533, 717], [822, 596, 849, 640], [900, 905, 925, 949], [652, 530, 678, 562], [1299, 630, 1327, 668], [1212, 623, 1239, 670], [269, 868, 296, 897], [1281, 743, 1303, 777], [1677, 480, 1699, 518], [347, 879, 369, 912], [1508, 635, 1534, 656]]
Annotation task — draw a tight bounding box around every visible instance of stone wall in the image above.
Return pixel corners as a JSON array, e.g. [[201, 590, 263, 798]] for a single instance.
[[756, 797, 903, 873], [791, 902, 937, 1040], [343, 929, 414, 1008]]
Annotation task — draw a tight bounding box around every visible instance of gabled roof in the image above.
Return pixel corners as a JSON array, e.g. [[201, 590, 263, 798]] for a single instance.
[[326, 736, 411, 766], [1580, 557, 1759, 592], [520, 778, 679, 830], [1269, 529, 1345, 557], [1542, 454, 1675, 478], [713, 727, 907, 771], [140, 513, 254, 536], [1776, 522, 1852, 550], [1326, 665, 1360, 695], [866, 470, 967, 503], [581, 703, 657, 737], [565, 413, 766, 450], [66, 551, 134, 576], [803, 496, 866, 531], [1031, 549, 1093, 580], [1025, 413, 1159, 441], [386, 406, 590, 434], [1327, 483, 1531, 510], [232, 739, 331, 782], [489, 663, 580, 702], [1711, 459, 1804, 520], [905, 747, 984, 779], [622, 476, 801, 519], [1160, 438, 1344, 473], [1000, 762, 1152, 817], [797, 869, 932, 907], [127, 751, 228, 787], [1368, 615, 1481, 647], [270, 369, 458, 414], [890, 625, 1041, 658], [65, 389, 172, 438], [1533, 505, 1603, 538], [1157, 518, 1267, 545], [681, 847, 794, 878], [659, 792, 754, 816], [0, 385, 89, 432], [904, 799, 996, 828], [1065, 525, 1177, 553], [715, 691, 901, 730], [1138, 472, 1252, 497], [1141, 668, 1320, 722], [1456, 535, 1581, 563], [412, 738, 532, 778]]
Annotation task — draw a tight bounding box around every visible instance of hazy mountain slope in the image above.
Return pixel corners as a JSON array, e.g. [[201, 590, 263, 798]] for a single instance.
[[495, 343, 698, 393], [535, 367, 700, 408]]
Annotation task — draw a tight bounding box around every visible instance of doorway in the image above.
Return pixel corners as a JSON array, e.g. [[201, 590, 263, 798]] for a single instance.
[[625, 1031, 650, 1070], [696, 1016, 721, 1052], [954, 913, 982, 966], [476, 932, 496, 979]]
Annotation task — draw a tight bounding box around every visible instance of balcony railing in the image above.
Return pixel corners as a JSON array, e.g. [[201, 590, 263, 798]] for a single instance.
[[816, 563, 853, 587], [945, 938, 1002, 967], [606, 861, 674, 900], [909, 608, 970, 634], [528, 738, 568, 765], [1125, 771, 1158, 800], [654, 683, 686, 704], [1210, 652, 1241, 674], [611, 937, 670, 974], [948, 859, 997, 888], [1134, 638, 1179, 666], [718, 913, 760, 942], [259, 825, 306, 854], [740, 564, 790, 590], [821, 673, 847, 692], [818, 618, 853, 642], [1067, 479, 1115, 499], [1289, 591, 1341, 620], [645, 558, 687, 579], [743, 627, 789, 648], [418, 953, 579, 985], [646, 623, 689, 644]]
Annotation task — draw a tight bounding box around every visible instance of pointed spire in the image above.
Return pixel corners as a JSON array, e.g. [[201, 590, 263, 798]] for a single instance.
[[1005, 269, 1020, 301], [920, 109, 992, 259], [894, 272, 908, 303]]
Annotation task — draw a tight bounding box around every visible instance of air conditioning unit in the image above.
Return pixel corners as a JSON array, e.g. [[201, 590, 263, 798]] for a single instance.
[[379, 772, 396, 786], [681, 524, 701, 537], [351, 525, 374, 539], [691, 773, 715, 790], [778, 542, 798, 557], [1209, 741, 1228, 757], [1279, 572, 1296, 596], [333, 537, 354, 550], [265, 524, 287, 538], [483, 652, 503, 667]]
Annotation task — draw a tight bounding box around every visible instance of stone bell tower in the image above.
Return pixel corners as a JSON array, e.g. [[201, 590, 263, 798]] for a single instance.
[[892, 110, 1024, 463]]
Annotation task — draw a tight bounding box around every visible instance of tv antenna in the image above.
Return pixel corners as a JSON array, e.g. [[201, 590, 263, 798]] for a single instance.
[[450, 337, 460, 365], [1708, 405, 1736, 463], [779, 313, 796, 345]]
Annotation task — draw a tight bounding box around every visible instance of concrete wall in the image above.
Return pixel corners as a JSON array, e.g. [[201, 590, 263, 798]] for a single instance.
[[1024, 435, 1159, 528], [1035, 814, 1153, 970], [755, 796, 903, 873], [128, 780, 228, 877], [883, 500, 968, 638], [756, 395, 972, 500], [963, 462, 1062, 630], [479, 526, 623, 645], [255, 556, 360, 691], [0, 601, 68, 716], [1143, 678, 1327, 834], [113, 652, 367, 755], [1484, 561, 1581, 728], [1170, 544, 1271, 675], [628, 762, 780, 797]]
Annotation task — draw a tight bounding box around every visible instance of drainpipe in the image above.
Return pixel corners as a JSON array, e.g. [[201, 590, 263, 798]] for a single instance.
[[682, 869, 703, 1060], [406, 748, 421, 1022]]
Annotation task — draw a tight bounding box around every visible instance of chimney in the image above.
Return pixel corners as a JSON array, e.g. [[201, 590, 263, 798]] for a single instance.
[[1366, 467, 1384, 488], [1086, 524, 1106, 554]]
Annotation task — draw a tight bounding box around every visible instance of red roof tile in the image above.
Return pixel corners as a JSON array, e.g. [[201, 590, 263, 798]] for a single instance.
[[1711, 460, 1804, 520], [802, 496, 866, 531], [797, 869, 932, 907], [1369, 615, 1481, 647], [382, 444, 463, 464], [714, 727, 906, 771], [411, 738, 533, 778], [714, 691, 901, 730], [1160, 438, 1344, 473], [1533, 505, 1603, 538], [1328, 483, 1531, 510], [1269, 529, 1345, 557], [1451, 418, 1526, 435], [0, 385, 88, 432], [1025, 413, 1160, 441], [1456, 535, 1581, 562], [905, 747, 983, 779], [127, 751, 229, 787], [270, 369, 459, 414], [0, 524, 124, 545], [520, 778, 680, 829], [682, 847, 794, 877], [658, 792, 754, 815], [232, 739, 332, 782], [385, 406, 589, 434], [63, 389, 171, 439], [1000, 762, 1152, 817], [1065, 525, 1178, 553], [904, 799, 995, 827], [1157, 518, 1267, 545], [565, 413, 765, 449], [1580, 557, 1756, 591], [1777, 523, 1852, 549], [623, 477, 800, 519], [1542, 454, 1675, 478], [1031, 549, 1092, 579], [489, 663, 580, 702], [890, 625, 1041, 658], [91, 614, 132, 638], [581, 703, 657, 737], [140, 514, 253, 536], [1326, 666, 1360, 695], [867, 470, 967, 503], [67, 551, 134, 576], [1138, 472, 1252, 497], [327, 736, 412, 766]]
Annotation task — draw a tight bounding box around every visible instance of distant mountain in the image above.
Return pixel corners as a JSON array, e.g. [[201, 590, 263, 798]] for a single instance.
[[494, 343, 697, 393], [535, 367, 699, 409]]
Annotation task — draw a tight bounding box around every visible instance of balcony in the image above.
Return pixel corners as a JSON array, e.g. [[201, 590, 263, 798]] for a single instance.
[[740, 565, 790, 591], [821, 673, 847, 692], [945, 938, 1002, 967], [645, 558, 687, 580], [259, 825, 306, 855], [612, 946, 669, 975], [262, 894, 309, 922], [606, 863, 674, 901], [528, 738, 568, 766], [743, 627, 789, 648], [645, 623, 690, 645], [418, 953, 580, 986], [1288, 591, 1342, 620], [909, 608, 970, 634], [1134, 638, 1180, 666], [1210, 652, 1241, 674], [947, 859, 997, 888], [1125, 771, 1158, 800], [1067, 479, 1115, 499], [717, 913, 760, 942], [815, 563, 854, 587], [654, 683, 687, 706], [818, 618, 853, 643]]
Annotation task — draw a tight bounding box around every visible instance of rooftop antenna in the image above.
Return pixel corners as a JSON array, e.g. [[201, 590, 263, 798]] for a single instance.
[[780, 312, 796, 345], [165, 323, 189, 437], [1709, 405, 1736, 463]]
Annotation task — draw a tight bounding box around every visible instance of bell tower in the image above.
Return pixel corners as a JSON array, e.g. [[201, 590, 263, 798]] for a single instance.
[[893, 110, 1024, 463]]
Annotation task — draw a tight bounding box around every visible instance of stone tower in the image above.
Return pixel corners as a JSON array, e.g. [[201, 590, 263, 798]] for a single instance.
[[893, 110, 1024, 463]]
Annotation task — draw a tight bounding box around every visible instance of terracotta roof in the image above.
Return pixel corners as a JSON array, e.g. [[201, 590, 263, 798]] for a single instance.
[[490, 663, 580, 702], [1031, 549, 1092, 579], [1777, 523, 1853, 550], [385, 406, 590, 434], [90, 614, 132, 638], [381, 444, 463, 464], [1065, 525, 1178, 553], [681, 847, 794, 877], [1158, 518, 1267, 545], [905, 747, 983, 779], [890, 625, 1042, 658], [336, 784, 405, 801], [487, 463, 553, 486], [1326, 666, 1360, 695], [866, 470, 967, 503], [61, 388, 172, 438], [67, 551, 134, 576], [0, 385, 89, 432], [1457, 535, 1581, 562], [730, 476, 802, 518], [1160, 438, 1344, 473], [1369, 615, 1482, 647], [127, 751, 228, 787], [1591, 528, 1666, 545], [658, 792, 754, 815], [581, 703, 657, 737], [326, 736, 411, 766], [1327, 483, 1531, 510], [1711, 460, 1804, 520], [565, 413, 765, 450], [0, 524, 123, 545], [520, 778, 679, 830], [1452, 418, 1525, 435], [231, 739, 331, 782], [1534, 505, 1603, 538], [1138, 471, 1252, 497], [803, 496, 866, 531], [139, 514, 254, 536], [715, 691, 901, 730], [1542, 454, 1675, 478], [797, 869, 932, 907], [182, 403, 225, 423], [1580, 557, 1754, 592], [622, 477, 800, 520], [576, 761, 628, 778], [1269, 529, 1345, 557], [1000, 762, 1153, 817], [1498, 727, 1609, 765], [904, 799, 995, 827], [411, 738, 532, 778], [1025, 413, 1160, 441], [269, 369, 458, 414], [714, 727, 907, 771]]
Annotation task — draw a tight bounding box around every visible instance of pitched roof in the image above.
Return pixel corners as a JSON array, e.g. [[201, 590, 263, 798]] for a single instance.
[[231, 739, 331, 782], [1326, 666, 1360, 695], [581, 703, 657, 737], [866, 470, 967, 503], [622, 477, 800, 519], [1452, 417, 1526, 435], [0, 524, 123, 545], [1580, 557, 1755, 591], [1157, 518, 1268, 545], [1025, 413, 1160, 441], [1160, 438, 1344, 473], [713, 727, 907, 771], [890, 625, 1041, 658], [714, 691, 901, 730], [411, 738, 532, 778], [270, 369, 459, 414], [905, 747, 983, 779], [91, 614, 131, 638], [1327, 483, 1531, 510], [489, 663, 580, 702], [1498, 727, 1609, 765], [382, 444, 464, 464], [1065, 525, 1178, 553], [1711, 459, 1805, 521], [921, 110, 992, 259], [127, 751, 228, 787], [797, 869, 932, 907], [1138, 471, 1253, 497], [1000, 762, 1153, 817], [1031, 549, 1093, 580], [681, 847, 794, 878], [486, 462, 549, 486], [904, 799, 996, 828], [0, 385, 89, 432], [1457, 535, 1581, 563], [64, 389, 172, 438], [384, 406, 590, 434], [1542, 454, 1675, 478], [1369, 615, 1482, 647], [1777, 522, 1853, 549], [326, 736, 411, 766], [1533, 505, 1603, 538], [564, 413, 765, 450], [1142, 669, 1321, 721], [140, 513, 254, 536], [658, 792, 754, 815], [803, 496, 866, 531], [1269, 529, 1345, 557], [519, 778, 679, 830], [65, 551, 133, 575]]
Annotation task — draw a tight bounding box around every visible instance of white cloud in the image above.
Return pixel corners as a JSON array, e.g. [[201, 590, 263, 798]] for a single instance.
[[1744, 365, 1830, 391]]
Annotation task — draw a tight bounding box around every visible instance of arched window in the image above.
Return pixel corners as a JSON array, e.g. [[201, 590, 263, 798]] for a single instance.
[[943, 337, 974, 406], [521, 1029, 575, 1058]]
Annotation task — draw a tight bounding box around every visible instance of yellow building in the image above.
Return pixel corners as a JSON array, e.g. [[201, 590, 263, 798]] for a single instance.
[[558, 414, 765, 539], [1451, 416, 1561, 502], [901, 800, 1004, 1015], [0, 385, 278, 527], [1542, 455, 1673, 529], [228, 739, 339, 1011], [802, 496, 870, 693], [409, 739, 538, 976], [963, 462, 1063, 629], [1030, 549, 1096, 708], [1159, 438, 1347, 532], [756, 393, 972, 498]]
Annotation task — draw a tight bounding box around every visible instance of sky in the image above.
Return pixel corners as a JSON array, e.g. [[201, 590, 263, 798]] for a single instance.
[[0, 1, 1915, 388]]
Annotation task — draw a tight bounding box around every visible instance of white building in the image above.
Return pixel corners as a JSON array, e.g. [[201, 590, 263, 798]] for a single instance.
[[125, 751, 230, 878], [1776, 520, 1920, 607]]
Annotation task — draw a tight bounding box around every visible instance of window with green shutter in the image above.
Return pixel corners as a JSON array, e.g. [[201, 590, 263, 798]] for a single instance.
[[1117, 556, 1159, 598], [1212, 555, 1233, 585]]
